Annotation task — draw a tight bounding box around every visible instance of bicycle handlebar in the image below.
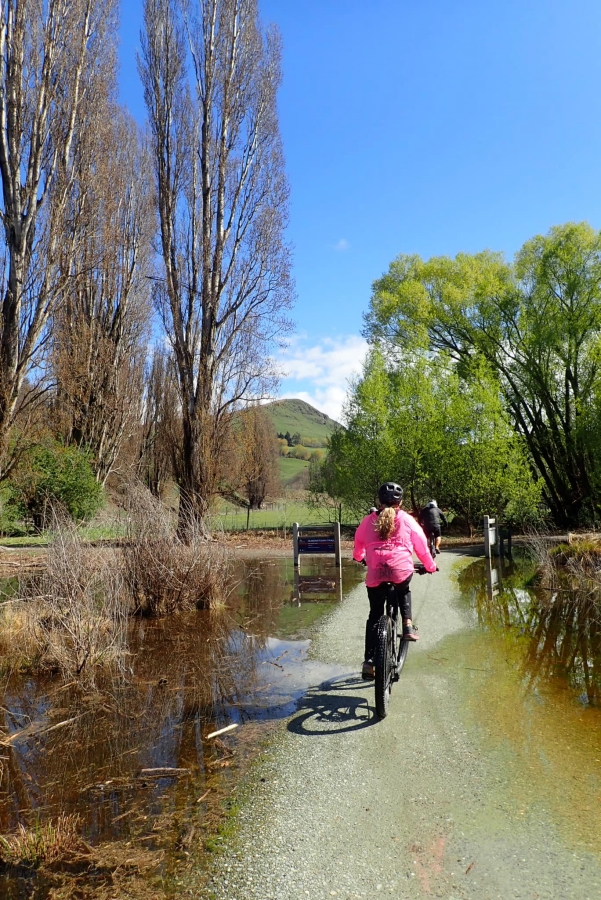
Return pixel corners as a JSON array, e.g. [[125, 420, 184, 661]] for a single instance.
[[414, 563, 438, 574], [355, 559, 438, 574]]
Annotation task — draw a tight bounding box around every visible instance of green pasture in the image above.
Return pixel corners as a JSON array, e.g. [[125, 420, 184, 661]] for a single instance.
[[209, 499, 349, 531], [0, 519, 128, 547], [0, 497, 349, 544], [279, 455, 310, 483]]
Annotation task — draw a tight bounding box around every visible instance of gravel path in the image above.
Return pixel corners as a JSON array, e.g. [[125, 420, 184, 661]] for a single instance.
[[202, 549, 601, 900]]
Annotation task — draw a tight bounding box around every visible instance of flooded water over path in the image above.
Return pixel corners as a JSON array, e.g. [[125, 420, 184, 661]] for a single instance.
[[0, 557, 363, 898], [448, 554, 601, 858], [4, 549, 601, 897]]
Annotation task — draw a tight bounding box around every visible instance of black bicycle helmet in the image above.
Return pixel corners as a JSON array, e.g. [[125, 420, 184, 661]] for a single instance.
[[378, 482, 403, 506]]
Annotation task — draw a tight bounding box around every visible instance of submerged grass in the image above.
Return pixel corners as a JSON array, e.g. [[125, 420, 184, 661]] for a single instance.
[[16, 511, 129, 682], [531, 534, 601, 593], [0, 814, 86, 869], [549, 538, 601, 567]]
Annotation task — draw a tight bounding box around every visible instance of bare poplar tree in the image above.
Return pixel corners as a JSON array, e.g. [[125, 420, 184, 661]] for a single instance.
[[140, 0, 293, 530], [0, 0, 117, 476], [53, 105, 153, 484]]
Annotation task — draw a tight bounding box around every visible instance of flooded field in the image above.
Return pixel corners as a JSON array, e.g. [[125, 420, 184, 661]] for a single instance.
[[448, 552, 601, 857], [0, 557, 363, 899]]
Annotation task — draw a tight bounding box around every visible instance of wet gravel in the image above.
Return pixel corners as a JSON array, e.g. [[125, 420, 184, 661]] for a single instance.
[[201, 550, 601, 900]]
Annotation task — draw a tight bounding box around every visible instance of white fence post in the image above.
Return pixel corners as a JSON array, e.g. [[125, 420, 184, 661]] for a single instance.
[[334, 521, 341, 568], [483, 515, 497, 558]]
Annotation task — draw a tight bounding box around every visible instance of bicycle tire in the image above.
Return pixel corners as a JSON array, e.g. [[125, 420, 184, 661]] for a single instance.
[[397, 626, 409, 675], [428, 533, 437, 558], [374, 614, 393, 719]]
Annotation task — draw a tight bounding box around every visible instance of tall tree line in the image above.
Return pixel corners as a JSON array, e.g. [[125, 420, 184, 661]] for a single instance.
[[139, 0, 292, 530], [0, 0, 291, 521]]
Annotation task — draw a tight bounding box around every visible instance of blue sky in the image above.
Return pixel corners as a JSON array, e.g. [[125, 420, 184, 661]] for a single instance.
[[119, 0, 601, 420]]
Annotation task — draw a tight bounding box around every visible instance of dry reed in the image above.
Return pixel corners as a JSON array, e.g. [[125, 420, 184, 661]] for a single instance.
[[526, 532, 601, 601], [16, 511, 129, 680], [0, 487, 233, 681], [121, 485, 231, 616]]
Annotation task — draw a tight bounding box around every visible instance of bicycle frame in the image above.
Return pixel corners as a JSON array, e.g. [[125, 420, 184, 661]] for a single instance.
[[384, 584, 409, 678], [373, 583, 408, 718], [427, 531, 437, 558], [373, 564, 428, 718]]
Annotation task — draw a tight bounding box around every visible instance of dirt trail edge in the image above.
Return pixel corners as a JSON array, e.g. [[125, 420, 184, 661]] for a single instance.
[[201, 549, 601, 900]]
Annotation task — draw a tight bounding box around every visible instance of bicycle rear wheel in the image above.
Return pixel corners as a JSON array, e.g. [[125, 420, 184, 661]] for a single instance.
[[374, 615, 393, 718], [397, 627, 409, 675]]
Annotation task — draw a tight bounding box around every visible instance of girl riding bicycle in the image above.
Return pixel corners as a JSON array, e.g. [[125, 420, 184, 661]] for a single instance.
[[353, 482, 437, 679]]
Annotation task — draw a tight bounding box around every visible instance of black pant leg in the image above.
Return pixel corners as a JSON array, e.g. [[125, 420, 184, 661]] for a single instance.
[[394, 575, 413, 621], [365, 585, 386, 659]]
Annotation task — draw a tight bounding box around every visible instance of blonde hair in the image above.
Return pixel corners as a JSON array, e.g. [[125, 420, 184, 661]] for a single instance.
[[375, 507, 397, 540]]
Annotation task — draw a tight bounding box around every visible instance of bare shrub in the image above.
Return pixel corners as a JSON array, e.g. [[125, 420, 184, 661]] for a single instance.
[[121, 485, 231, 616], [19, 512, 128, 680], [0, 814, 86, 868]]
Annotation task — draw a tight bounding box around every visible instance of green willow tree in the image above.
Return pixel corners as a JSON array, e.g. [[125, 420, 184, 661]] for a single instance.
[[366, 222, 601, 527], [313, 348, 540, 528]]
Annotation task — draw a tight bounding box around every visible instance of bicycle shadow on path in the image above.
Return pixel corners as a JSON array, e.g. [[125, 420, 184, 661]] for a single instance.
[[286, 675, 378, 736]]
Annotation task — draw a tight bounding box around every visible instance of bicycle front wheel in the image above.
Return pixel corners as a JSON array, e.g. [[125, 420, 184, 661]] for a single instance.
[[374, 615, 393, 719]]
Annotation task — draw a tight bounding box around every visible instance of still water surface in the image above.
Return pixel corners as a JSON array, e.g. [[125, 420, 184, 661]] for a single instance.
[[0, 557, 362, 896]]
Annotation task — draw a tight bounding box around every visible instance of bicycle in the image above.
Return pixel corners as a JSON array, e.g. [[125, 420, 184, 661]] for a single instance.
[[373, 563, 429, 719]]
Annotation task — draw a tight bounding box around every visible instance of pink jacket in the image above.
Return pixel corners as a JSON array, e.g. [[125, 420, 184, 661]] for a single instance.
[[353, 509, 437, 587]]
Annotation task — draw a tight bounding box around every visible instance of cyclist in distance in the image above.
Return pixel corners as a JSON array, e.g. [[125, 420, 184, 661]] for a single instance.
[[354, 482, 437, 679], [419, 500, 447, 556]]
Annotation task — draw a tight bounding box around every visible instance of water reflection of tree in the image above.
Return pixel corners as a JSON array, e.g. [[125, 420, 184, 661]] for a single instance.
[[459, 558, 601, 706]]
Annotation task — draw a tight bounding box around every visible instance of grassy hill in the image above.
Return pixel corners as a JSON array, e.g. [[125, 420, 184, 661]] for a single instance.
[[263, 399, 340, 444], [261, 399, 341, 488]]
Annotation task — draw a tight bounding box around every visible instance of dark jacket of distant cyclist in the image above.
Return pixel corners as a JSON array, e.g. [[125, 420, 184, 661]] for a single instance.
[[419, 502, 447, 534]]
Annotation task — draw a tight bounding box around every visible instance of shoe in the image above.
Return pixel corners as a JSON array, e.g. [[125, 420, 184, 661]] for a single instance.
[[403, 625, 419, 642], [361, 659, 375, 679]]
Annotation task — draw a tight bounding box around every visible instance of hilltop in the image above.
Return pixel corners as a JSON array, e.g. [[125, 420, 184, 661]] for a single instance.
[[263, 399, 341, 444]]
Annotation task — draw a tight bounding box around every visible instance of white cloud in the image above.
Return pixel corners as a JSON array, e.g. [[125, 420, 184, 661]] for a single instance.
[[334, 238, 350, 251], [276, 334, 368, 421]]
